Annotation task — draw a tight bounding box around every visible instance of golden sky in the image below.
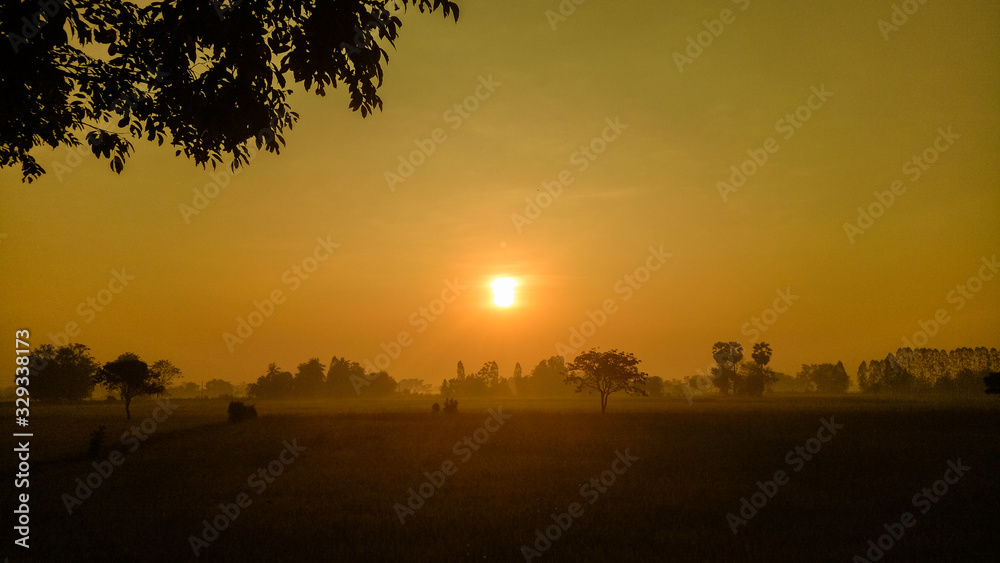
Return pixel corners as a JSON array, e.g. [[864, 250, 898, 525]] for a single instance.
[[2, 0, 998, 386]]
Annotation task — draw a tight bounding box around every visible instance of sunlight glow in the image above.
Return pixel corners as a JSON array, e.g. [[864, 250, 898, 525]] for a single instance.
[[490, 277, 518, 307]]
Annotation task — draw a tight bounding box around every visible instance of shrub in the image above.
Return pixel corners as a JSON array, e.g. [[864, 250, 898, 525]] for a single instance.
[[443, 397, 459, 414], [431, 402, 440, 413], [228, 401, 258, 423], [87, 425, 106, 458]]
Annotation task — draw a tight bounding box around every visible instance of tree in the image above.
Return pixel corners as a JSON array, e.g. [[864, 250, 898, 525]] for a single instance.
[[797, 362, 850, 394], [711, 341, 744, 395], [94, 353, 168, 419], [527, 356, 570, 397], [327, 356, 366, 397], [398, 378, 432, 395], [645, 375, 665, 398], [149, 359, 181, 389], [1, 0, 461, 182], [751, 342, 772, 366], [247, 363, 294, 399], [29, 343, 98, 401], [205, 379, 235, 398], [565, 349, 648, 414], [456, 361, 466, 380], [294, 358, 326, 396], [363, 371, 397, 397], [985, 372, 1000, 395]]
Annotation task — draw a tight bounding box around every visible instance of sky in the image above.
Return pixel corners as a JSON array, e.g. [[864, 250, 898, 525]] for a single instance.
[[2, 0, 998, 388]]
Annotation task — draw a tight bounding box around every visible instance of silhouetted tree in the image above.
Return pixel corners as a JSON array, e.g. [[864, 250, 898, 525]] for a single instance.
[[645, 375, 665, 398], [456, 361, 466, 380], [247, 363, 294, 399], [29, 343, 98, 401], [985, 372, 1000, 395], [149, 359, 182, 389], [566, 349, 648, 414], [398, 378, 432, 395], [751, 342, 772, 366], [327, 356, 366, 397], [1, 0, 461, 181], [205, 379, 235, 398], [711, 341, 743, 395], [797, 362, 850, 394], [527, 356, 571, 397], [94, 353, 167, 419], [363, 371, 397, 397], [294, 358, 326, 396]]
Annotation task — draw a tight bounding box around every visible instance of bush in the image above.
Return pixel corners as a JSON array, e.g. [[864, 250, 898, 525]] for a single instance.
[[431, 402, 440, 413], [443, 397, 458, 414], [228, 401, 258, 423], [87, 425, 106, 458]]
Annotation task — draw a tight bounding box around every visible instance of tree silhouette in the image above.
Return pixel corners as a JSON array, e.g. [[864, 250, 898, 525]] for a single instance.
[[248, 362, 294, 399], [29, 343, 99, 401], [94, 353, 168, 419], [1, 0, 460, 181], [565, 349, 648, 414], [327, 356, 366, 397], [711, 341, 743, 395], [985, 372, 1000, 395], [294, 358, 327, 395], [149, 359, 182, 389], [751, 342, 772, 366]]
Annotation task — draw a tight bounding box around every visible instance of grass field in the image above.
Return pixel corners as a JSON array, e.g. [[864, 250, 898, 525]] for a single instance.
[[4, 395, 999, 562]]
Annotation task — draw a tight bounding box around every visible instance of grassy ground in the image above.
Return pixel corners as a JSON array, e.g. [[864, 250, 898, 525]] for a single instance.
[[3, 395, 998, 562]]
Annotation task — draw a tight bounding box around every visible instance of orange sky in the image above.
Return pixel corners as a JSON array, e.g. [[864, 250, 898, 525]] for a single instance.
[[2, 0, 998, 387]]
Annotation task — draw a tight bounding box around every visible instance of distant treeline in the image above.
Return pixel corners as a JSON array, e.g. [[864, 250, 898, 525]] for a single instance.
[[859, 347, 1000, 394]]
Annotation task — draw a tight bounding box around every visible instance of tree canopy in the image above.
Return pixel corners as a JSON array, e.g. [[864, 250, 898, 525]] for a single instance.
[[565, 348, 648, 414], [29, 343, 99, 401], [94, 352, 172, 419], [1, 0, 460, 182]]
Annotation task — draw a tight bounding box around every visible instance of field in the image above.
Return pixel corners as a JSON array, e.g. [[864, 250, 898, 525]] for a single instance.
[[4, 395, 999, 562]]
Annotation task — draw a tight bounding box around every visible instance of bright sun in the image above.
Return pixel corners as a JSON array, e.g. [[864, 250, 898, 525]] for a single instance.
[[490, 277, 518, 307]]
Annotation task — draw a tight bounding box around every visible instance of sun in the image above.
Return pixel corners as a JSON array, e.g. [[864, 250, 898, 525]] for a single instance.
[[490, 277, 518, 307]]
